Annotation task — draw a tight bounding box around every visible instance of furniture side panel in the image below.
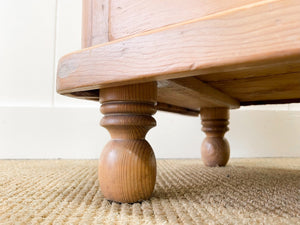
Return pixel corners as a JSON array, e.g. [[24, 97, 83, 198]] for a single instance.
[[109, 0, 263, 40], [82, 0, 109, 48]]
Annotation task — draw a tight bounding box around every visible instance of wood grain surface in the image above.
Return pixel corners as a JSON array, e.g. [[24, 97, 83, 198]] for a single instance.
[[200, 108, 230, 167], [157, 78, 239, 110], [82, 0, 109, 48], [57, 0, 300, 94], [170, 78, 239, 109], [99, 82, 157, 203], [208, 73, 300, 103], [109, 0, 263, 40], [198, 56, 300, 82], [58, 0, 300, 114]]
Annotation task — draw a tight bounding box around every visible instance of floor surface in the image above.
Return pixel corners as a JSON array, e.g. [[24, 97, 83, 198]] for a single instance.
[[0, 158, 299, 224]]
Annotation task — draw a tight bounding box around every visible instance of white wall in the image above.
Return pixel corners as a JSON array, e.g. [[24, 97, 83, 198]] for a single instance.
[[0, 0, 299, 159]]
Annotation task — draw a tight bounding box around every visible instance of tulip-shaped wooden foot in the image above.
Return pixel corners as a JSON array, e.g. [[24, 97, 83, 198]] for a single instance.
[[200, 108, 230, 167], [99, 82, 157, 203]]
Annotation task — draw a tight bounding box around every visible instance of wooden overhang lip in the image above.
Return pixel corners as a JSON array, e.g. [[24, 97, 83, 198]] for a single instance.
[[56, 48, 300, 94]]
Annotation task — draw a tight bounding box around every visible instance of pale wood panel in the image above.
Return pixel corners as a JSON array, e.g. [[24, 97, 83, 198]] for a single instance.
[[57, 0, 300, 97], [109, 0, 263, 40], [82, 0, 109, 48], [198, 57, 300, 82], [158, 81, 211, 110], [207, 73, 300, 104], [158, 78, 239, 109]]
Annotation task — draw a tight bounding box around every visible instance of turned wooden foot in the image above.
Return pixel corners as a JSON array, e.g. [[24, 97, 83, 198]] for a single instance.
[[200, 108, 230, 167], [99, 82, 157, 203]]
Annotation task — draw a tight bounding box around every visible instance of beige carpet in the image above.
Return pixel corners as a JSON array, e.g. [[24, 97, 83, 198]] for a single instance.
[[0, 158, 299, 225]]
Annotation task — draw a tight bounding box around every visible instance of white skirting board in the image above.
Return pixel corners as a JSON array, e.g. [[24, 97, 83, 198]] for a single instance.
[[0, 107, 299, 159]]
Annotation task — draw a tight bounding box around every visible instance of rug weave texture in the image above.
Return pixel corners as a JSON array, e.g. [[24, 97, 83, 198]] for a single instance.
[[0, 158, 299, 225]]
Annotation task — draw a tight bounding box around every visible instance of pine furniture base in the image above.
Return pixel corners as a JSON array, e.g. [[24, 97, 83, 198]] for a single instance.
[[56, 0, 300, 202]]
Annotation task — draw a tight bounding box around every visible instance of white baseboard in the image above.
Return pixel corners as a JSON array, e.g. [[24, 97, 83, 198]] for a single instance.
[[0, 107, 299, 159]]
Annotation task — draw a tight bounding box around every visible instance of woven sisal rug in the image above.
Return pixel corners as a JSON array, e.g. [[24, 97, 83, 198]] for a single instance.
[[0, 158, 299, 224]]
